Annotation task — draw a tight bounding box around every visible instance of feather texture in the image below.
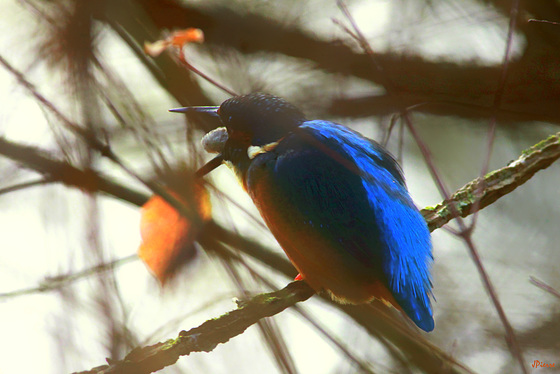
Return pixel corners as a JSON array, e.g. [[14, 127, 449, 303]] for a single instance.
[[203, 93, 435, 332], [244, 120, 434, 331]]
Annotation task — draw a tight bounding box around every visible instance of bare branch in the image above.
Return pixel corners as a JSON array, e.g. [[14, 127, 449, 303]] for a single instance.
[[0, 255, 137, 300], [529, 277, 560, 300], [0, 136, 148, 207]]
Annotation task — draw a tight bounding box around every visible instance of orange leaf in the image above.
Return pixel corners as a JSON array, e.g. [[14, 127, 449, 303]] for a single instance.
[[144, 28, 204, 57], [138, 182, 211, 284], [170, 28, 204, 47]]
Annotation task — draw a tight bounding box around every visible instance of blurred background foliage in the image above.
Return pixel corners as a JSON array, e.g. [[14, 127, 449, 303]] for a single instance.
[[1, 0, 559, 373]]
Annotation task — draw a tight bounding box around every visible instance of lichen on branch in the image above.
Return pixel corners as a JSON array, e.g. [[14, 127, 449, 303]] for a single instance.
[[422, 132, 560, 231], [72, 281, 315, 374]]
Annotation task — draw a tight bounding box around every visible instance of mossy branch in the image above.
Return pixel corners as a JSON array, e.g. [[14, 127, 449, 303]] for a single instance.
[[72, 281, 315, 374], [422, 131, 560, 231]]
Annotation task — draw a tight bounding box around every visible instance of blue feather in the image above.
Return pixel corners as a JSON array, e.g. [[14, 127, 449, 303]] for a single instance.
[[213, 93, 434, 332], [300, 121, 434, 331], [245, 120, 434, 331]]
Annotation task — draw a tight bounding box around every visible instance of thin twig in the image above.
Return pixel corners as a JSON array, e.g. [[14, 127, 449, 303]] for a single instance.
[[0, 178, 53, 195], [178, 54, 238, 97], [0, 255, 138, 300], [454, 2, 527, 369], [469, 0, 519, 230], [527, 19, 560, 26], [529, 277, 560, 300]]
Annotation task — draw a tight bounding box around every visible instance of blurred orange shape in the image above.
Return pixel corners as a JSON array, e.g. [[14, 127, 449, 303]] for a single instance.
[[170, 28, 204, 47], [144, 28, 204, 57], [138, 182, 211, 284]]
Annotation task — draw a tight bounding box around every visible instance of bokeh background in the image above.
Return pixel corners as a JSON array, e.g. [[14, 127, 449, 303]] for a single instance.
[[1, 1, 559, 373]]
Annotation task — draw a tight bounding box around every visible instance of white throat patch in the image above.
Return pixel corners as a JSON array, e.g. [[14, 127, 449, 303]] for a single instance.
[[247, 141, 281, 160]]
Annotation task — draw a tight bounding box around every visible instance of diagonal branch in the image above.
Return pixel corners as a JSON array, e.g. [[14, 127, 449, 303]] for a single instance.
[[72, 281, 315, 374], [0, 136, 148, 206], [421, 131, 560, 231]]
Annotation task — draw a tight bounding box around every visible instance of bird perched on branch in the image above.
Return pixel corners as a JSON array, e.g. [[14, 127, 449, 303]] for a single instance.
[[171, 92, 435, 332]]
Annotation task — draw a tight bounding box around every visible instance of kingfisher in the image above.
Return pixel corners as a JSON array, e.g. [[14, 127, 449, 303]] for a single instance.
[[171, 93, 434, 332]]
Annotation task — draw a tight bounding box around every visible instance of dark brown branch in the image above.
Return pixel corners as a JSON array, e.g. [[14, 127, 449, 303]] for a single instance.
[[328, 95, 560, 124], [0, 136, 148, 206], [132, 1, 560, 124], [72, 281, 315, 374]]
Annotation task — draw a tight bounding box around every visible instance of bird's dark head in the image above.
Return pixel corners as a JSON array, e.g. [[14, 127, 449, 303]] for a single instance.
[[170, 93, 306, 179], [218, 92, 306, 147]]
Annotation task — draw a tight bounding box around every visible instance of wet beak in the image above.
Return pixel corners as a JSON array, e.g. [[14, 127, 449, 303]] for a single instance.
[[170, 106, 226, 177], [169, 106, 220, 117]]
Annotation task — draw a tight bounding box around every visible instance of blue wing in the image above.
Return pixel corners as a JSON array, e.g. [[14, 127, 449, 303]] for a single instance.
[[247, 120, 434, 331]]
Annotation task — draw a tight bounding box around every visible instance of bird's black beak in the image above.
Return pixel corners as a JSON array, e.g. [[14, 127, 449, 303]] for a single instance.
[[170, 105, 224, 178], [169, 106, 220, 117]]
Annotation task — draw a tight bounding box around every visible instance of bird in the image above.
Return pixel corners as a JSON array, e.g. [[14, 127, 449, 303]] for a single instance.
[[170, 92, 434, 332]]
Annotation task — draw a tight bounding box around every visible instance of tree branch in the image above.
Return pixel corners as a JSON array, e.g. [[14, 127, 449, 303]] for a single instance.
[[72, 281, 315, 374], [0, 136, 148, 207], [421, 131, 560, 231], [103, 0, 213, 108], [328, 94, 560, 124]]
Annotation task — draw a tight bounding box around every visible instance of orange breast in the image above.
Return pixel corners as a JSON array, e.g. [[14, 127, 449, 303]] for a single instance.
[[249, 167, 401, 310]]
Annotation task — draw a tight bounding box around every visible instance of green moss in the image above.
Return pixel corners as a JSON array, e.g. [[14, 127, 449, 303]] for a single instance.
[[465, 191, 476, 203], [484, 168, 502, 179], [522, 134, 559, 156], [435, 207, 451, 218], [161, 338, 179, 350], [253, 294, 281, 304]]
